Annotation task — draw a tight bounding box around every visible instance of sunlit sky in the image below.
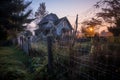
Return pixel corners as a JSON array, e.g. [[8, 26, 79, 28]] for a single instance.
[[28, 0, 107, 32]]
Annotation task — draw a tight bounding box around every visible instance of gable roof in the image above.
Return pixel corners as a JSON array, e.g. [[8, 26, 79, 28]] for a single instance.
[[55, 17, 73, 30], [38, 13, 58, 25]]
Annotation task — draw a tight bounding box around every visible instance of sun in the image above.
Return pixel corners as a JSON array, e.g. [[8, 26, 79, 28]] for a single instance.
[[89, 27, 93, 32]]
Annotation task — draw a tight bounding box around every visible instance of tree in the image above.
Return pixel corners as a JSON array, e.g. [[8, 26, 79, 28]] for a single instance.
[[35, 2, 48, 19], [82, 18, 102, 27], [0, 0, 32, 44], [81, 18, 101, 37], [95, 0, 120, 36]]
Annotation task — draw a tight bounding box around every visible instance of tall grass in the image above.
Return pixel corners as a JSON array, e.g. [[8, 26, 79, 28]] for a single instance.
[[0, 46, 32, 80]]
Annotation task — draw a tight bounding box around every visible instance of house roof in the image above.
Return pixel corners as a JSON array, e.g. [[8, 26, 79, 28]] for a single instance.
[[38, 13, 59, 25], [37, 13, 73, 34], [56, 17, 73, 30], [39, 14, 72, 26]]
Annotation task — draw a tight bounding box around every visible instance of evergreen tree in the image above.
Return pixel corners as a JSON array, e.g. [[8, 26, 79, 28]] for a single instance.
[[0, 0, 32, 44], [35, 2, 48, 19]]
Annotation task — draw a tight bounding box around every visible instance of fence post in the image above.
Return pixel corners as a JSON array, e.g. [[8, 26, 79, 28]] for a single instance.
[[27, 37, 30, 56], [21, 36, 24, 50], [47, 35, 53, 73]]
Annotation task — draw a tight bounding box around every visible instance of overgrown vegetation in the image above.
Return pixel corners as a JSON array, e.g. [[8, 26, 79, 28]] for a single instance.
[[0, 47, 32, 80], [2, 37, 119, 80], [0, 46, 49, 80]]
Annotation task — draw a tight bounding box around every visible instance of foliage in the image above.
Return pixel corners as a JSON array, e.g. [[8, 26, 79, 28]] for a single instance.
[[0, 46, 50, 80], [53, 43, 70, 61], [95, 0, 120, 22], [91, 38, 120, 73], [108, 36, 120, 43], [108, 26, 120, 36], [95, 0, 120, 36], [35, 2, 48, 19], [0, 47, 32, 80], [31, 41, 48, 55], [29, 57, 47, 72], [0, 0, 32, 43], [81, 17, 102, 37], [82, 18, 102, 26], [29, 41, 49, 80]]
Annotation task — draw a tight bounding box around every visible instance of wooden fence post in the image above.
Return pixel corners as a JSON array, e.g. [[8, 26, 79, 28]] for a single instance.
[[21, 36, 24, 50], [47, 35, 53, 73], [27, 37, 30, 56]]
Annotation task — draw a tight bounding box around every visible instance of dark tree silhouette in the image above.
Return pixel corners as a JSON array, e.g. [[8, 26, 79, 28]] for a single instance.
[[0, 0, 32, 45], [95, 0, 120, 36], [82, 18, 102, 26], [35, 2, 48, 19]]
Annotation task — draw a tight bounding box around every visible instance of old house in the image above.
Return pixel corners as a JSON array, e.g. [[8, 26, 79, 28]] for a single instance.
[[35, 13, 73, 40]]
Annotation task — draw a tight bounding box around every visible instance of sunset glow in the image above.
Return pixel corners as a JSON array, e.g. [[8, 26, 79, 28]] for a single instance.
[[89, 27, 93, 32]]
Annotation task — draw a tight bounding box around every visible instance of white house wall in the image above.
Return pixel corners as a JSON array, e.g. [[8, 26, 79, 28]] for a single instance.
[[56, 20, 71, 36]]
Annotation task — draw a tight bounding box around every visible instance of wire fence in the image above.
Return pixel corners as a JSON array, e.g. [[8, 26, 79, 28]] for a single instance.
[[52, 37, 120, 80], [19, 36, 120, 80]]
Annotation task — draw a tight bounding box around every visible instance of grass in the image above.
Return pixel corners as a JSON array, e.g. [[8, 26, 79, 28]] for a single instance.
[[0, 46, 32, 80]]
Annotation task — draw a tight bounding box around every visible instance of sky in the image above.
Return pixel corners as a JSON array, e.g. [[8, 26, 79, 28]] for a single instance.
[[28, 0, 107, 32]]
